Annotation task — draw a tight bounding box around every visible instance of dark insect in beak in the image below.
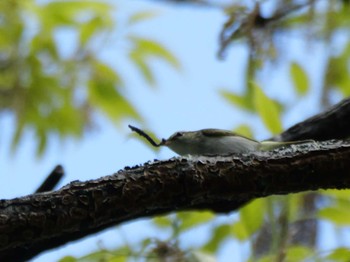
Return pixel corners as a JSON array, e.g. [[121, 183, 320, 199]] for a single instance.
[[128, 125, 163, 147]]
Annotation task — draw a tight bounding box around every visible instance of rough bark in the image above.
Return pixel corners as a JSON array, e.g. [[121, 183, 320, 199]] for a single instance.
[[1, 97, 350, 261], [1, 140, 350, 260]]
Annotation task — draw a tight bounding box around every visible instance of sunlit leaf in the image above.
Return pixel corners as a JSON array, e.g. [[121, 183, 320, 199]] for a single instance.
[[285, 246, 313, 261], [129, 35, 180, 70], [11, 121, 25, 154], [190, 251, 217, 262], [128, 11, 159, 25], [287, 194, 304, 222], [203, 224, 231, 252], [42, 1, 112, 27], [80, 17, 105, 45], [94, 61, 122, 83], [240, 199, 265, 237], [319, 189, 350, 202], [326, 247, 350, 261], [0, 1, 182, 155], [63, 247, 129, 262], [59, 256, 77, 262], [318, 205, 350, 225], [220, 90, 254, 111], [88, 79, 139, 122], [36, 130, 47, 156], [232, 200, 267, 242], [325, 42, 350, 96], [290, 62, 309, 95], [254, 254, 278, 262], [177, 211, 215, 232], [130, 51, 156, 85], [108, 256, 128, 262], [231, 220, 248, 241], [252, 82, 283, 134], [234, 124, 254, 139], [87, 60, 140, 122], [153, 215, 173, 228]]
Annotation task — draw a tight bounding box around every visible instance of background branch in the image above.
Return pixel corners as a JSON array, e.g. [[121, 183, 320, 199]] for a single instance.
[[35, 165, 64, 193], [271, 97, 350, 141]]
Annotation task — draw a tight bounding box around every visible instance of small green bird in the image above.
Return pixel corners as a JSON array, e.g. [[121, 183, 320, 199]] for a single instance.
[[129, 125, 310, 156]]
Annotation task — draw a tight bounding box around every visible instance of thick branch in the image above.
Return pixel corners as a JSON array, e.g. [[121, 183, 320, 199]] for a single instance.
[[2, 98, 350, 260], [1, 140, 350, 260]]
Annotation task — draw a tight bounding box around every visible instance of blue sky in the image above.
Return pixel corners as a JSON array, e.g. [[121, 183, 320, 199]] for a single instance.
[[0, 0, 344, 261]]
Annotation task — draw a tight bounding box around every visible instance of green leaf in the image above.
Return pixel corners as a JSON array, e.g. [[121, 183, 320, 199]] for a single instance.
[[79, 17, 105, 46], [75, 247, 129, 262], [287, 194, 304, 222], [88, 85, 137, 122], [320, 189, 350, 202], [239, 199, 265, 237], [234, 124, 254, 139], [231, 200, 266, 242], [94, 61, 122, 84], [290, 62, 309, 95], [128, 11, 159, 25], [59, 246, 130, 262], [0, 1, 150, 156], [108, 256, 127, 262], [203, 224, 231, 252], [36, 130, 47, 156], [220, 90, 254, 111], [59, 256, 77, 262], [326, 247, 350, 261], [177, 211, 215, 232], [88, 61, 140, 122], [231, 221, 248, 241], [43, 1, 112, 25], [153, 215, 173, 228], [190, 251, 217, 262], [285, 246, 313, 261], [129, 36, 180, 70], [325, 43, 350, 96], [318, 205, 350, 225], [331, 54, 350, 96], [130, 51, 156, 86], [11, 121, 24, 154], [254, 254, 277, 262], [88, 80, 140, 122], [252, 82, 283, 134]]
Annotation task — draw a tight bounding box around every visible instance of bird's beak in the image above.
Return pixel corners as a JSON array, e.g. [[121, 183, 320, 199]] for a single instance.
[[159, 138, 167, 146]]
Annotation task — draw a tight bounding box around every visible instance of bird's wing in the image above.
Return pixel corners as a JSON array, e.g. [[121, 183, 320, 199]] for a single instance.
[[201, 129, 258, 142]]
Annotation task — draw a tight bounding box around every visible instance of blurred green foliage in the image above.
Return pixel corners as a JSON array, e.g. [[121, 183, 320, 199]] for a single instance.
[[290, 62, 309, 96], [4, 0, 350, 261], [252, 82, 282, 134], [0, 0, 179, 155]]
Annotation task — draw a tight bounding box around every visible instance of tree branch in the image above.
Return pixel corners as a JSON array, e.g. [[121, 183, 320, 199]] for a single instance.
[[2, 97, 350, 261], [1, 140, 350, 260]]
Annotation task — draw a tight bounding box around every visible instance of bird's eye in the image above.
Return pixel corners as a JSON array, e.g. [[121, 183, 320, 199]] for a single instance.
[[168, 132, 184, 141], [175, 132, 183, 138]]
